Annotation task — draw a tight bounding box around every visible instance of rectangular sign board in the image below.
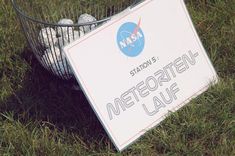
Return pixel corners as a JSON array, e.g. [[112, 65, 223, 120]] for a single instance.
[[64, 0, 218, 151]]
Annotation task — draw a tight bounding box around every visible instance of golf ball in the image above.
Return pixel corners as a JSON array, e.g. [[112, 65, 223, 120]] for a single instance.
[[42, 47, 73, 79], [56, 30, 85, 47], [43, 47, 64, 64], [78, 13, 97, 33], [57, 18, 74, 38], [38, 27, 57, 48]]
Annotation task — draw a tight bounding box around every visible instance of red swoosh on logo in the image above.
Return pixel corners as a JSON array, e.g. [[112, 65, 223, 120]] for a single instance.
[[127, 18, 142, 52], [132, 18, 141, 36]]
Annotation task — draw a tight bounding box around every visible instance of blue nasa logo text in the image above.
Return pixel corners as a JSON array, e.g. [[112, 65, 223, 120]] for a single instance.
[[117, 21, 145, 57]]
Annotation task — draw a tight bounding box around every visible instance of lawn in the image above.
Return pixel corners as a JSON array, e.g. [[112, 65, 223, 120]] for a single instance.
[[0, 0, 235, 155]]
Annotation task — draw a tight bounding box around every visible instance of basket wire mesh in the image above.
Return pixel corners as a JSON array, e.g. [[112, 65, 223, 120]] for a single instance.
[[12, 0, 139, 85]]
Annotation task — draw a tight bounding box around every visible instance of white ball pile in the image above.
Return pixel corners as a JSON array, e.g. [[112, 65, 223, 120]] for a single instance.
[[38, 14, 97, 79]]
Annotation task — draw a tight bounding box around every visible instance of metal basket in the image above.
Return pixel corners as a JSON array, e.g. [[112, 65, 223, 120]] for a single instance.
[[12, 0, 139, 87]]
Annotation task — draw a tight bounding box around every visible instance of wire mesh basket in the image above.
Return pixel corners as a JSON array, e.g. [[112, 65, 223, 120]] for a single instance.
[[12, 0, 139, 88]]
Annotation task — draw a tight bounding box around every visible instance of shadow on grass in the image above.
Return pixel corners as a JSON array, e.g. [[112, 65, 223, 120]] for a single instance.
[[1, 47, 111, 148]]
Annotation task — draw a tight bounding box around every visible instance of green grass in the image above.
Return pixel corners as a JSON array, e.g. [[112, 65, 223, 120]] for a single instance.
[[0, 0, 235, 155]]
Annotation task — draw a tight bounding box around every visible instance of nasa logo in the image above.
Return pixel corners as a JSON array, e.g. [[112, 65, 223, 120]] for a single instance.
[[117, 18, 145, 57]]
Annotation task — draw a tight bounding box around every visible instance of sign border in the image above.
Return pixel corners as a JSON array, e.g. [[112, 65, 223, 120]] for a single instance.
[[65, 0, 218, 151]]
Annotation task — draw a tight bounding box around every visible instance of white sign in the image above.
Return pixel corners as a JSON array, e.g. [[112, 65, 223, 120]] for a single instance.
[[64, 0, 218, 151]]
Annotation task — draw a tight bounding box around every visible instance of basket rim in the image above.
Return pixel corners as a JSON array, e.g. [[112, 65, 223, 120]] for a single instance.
[[11, 0, 140, 27]]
